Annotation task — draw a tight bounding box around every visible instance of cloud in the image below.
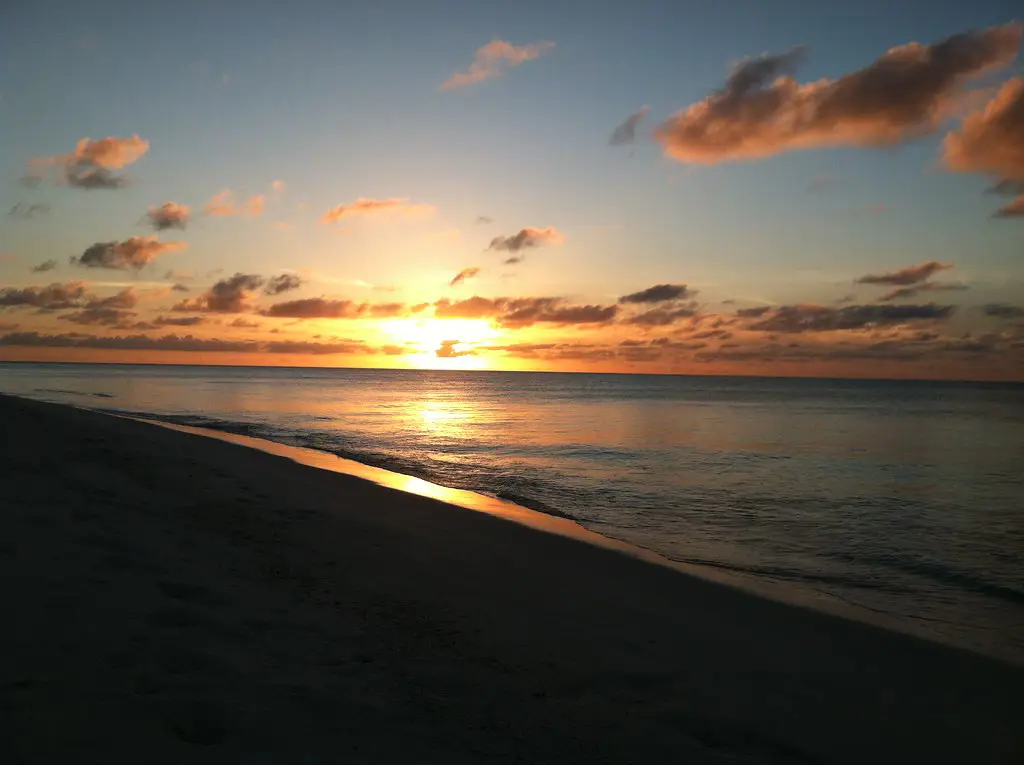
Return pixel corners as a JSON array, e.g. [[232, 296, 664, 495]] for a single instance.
[[619, 284, 691, 304], [943, 77, 1024, 217], [654, 24, 1021, 165], [856, 261, 953, 286], [879, 282, 968, 301], [433, 296, 617, 327], [9, 202, 50, 220], [171, 283, 190, 293], [29, 134, 149, 189], [264, 273, 303, 295], [749, 303, 955, 333], [624, 306, 697, 326], [153, 315, 205, 327], [983, 303, 1024, 319], [320, 197, 435, 224], [994, 195, 1024, 218], [30, 259, 58, 273], [436, 339, 474, 358], [0, 329, 401, 356], [58, 307, 136, 326], [173, 273, 265, 313], [0, 281, 90, 310], [504, 256, 524, 265], [609, 107, 650, 146], [271, 179, 286, 192], [488, 227, 565, 254], [476, 215, 493, 225], [146, 202, 190, 231], [441, 39, 555, 90], [450, 267, 481, 286], [204, 189, 265, 217], [71, 236, 186, 270], [262, 298, 365, 319], [87, 288, 138, 310], [0, 332, 258, 353], [229, 317, 262, 329], [736, 305, 772, 317]]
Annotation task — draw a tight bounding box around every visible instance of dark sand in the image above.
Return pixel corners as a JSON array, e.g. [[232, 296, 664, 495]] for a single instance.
[[1, 393, 1021, 764]]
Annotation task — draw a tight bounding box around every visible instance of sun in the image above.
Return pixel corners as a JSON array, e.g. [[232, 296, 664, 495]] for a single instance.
[[378, 317, 503, 368]]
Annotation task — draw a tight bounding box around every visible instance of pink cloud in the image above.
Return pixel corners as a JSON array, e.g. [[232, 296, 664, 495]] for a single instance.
[[654, 24, 1021, 165], [942, 77, 1024, 217], [442, 39, 555, 90], [320, 197, 435, 224], [204, 189, 265, 217]]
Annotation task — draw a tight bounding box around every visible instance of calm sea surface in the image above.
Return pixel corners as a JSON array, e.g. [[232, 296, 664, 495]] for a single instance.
[[2, 362, 1022, 663]]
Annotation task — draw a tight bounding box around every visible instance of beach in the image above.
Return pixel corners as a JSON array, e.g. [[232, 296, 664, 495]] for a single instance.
[[2, 393, 1021, 764]]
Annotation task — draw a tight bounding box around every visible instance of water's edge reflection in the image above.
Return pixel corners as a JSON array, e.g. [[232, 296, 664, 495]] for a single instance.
[[132, 414, 931, 650]]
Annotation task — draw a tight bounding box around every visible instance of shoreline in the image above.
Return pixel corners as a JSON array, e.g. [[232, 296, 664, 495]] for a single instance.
[[2, 393, 1022, 762], [134, 413, 955, 651]]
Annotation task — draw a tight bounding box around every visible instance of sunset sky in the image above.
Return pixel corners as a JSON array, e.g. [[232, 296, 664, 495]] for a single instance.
[[2, 0, 1022, 379]]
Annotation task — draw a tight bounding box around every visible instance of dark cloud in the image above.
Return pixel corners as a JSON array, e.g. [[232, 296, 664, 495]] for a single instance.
[[476, 216, 493, 225], [504, 256, 524, 265], [0, 331, 390, 356], [262, 298, 365, 319], [146, 202, 190, 231], [0, 281, 90, 310], [30, 259, 58, 273], [983, 303, 1024, 319], [64, 165, 127, 189], [154, 315, 205, 327], [856, 261, 953, 286], [609, 106, 650, 146], [264, 273, 303, 295], [0, 332, 255, 353], [9, 202, 50, 220], [624, 306, 696, 326], [230, 317, 262, 329], [488, 227, 565, 253], [619, 284, 691, 304], [749, 303, 955, 333], [72, 236, 186, 270], [880, 282, 968, 301], [87, 288, 138, 310], [450, 267, 481, 286], [57, 308, 137, 326], [433, 296, 618, 327], [171, 283, 191, 293], [736, 305, 771, 317], [654, 24, 1021, 165], [173, 273, 265, 313]]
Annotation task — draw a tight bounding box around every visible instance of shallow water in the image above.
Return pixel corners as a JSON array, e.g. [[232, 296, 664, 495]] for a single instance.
[[3, 361, 1022, 663]]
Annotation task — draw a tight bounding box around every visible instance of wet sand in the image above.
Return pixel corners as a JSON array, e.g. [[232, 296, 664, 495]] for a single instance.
[[1, 393, 1021, 763]]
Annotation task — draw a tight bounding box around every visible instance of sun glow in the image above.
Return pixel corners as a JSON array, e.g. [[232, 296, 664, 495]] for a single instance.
[[379, 317, 503, 369]]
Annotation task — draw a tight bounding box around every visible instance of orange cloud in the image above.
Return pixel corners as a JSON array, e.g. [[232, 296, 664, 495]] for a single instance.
[[441, 39, 555, 90], [204, 189, 265, 217], [488, 227, 565, 254], [320, 197, 435, 224], [654, 24, 1021, 165], [29, 134, 150, 189], [450, 267, 481, 286], [71, 237, 187, 270], [146, 202, 190, 231], [942, 77, 1024, 217]]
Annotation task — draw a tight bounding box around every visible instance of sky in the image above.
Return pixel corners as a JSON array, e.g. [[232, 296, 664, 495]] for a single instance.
[[1, 0, 1022, 380]]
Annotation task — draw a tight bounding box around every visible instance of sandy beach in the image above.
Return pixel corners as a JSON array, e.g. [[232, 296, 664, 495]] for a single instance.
[[1, 393, 1021, 764]]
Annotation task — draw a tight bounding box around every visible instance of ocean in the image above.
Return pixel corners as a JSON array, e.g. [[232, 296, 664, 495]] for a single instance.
[[2, 361, 1022, 664]]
